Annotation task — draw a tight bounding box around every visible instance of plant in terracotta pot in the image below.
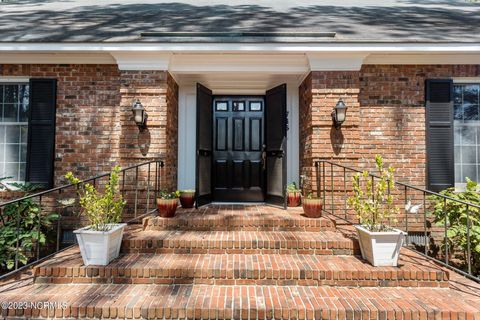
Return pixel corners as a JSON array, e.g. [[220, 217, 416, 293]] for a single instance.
[[179, 190, 195, 208], [302, 193, 323, 218], [65, 165, 127, 266], [157, 190, 180, 218], [286, 183, 302, 207], [348, 155, 405, 267]]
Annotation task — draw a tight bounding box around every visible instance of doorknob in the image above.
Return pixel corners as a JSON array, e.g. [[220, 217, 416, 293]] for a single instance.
[[261, 144, 267, 170]]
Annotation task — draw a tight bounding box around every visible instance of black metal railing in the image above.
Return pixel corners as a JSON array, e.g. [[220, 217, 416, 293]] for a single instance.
[[315, 160, 480, 282], [0, 160, 164, 279]]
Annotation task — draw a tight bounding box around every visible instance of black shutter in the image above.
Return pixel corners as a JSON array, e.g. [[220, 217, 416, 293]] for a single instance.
[[26, 79, 57, 189], [426, 79, 454, 192]]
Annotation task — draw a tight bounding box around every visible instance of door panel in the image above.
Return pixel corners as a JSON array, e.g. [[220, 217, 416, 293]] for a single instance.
[[196, 83, 213, 207], [213, 96, 265, 202], [265, 84, 287, 207]]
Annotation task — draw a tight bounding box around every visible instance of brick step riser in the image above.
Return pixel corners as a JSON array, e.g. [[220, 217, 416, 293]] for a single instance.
[[34, 276, 448, 288], [143, 216, 336, 232], [121, 248, 358, 255], [121, 238, 360, 255], [34, 269, 448, 288], [144, 225, 336, 232]]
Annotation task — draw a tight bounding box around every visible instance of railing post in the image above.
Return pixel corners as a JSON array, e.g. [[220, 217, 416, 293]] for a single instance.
[[134, 166, 139, 219], [322, 162, 326, 210], [444, 197, 448, 265], [155, 161, 159, 198], [343, 166, 347, 219], [15, 211, 20, 270], [36, 195, 42, 261], [146, 162, 151, 214], [331, 163, 334, 215], [466, 205, 472, 275], [315, 162, 320, 198], [404, 186, 408, 244], [423, 191, 428, 255]]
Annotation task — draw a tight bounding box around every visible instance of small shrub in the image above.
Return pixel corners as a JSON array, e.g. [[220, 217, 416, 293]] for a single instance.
[[65, 166, 126, 231], [158, 190, 180, 200], [429, 178, 480, 275], [0, 182, 58, 270], [347, 155, 399, 231], [286, 182, 301, 193]]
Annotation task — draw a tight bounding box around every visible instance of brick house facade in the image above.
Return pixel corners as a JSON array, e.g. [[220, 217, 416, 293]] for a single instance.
[[300, 65, 480, 194], [0, 65, 178, 191], [1, 63, 479, 203]]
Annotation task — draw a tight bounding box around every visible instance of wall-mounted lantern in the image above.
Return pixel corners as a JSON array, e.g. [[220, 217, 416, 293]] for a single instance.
[[132, 99, 148, 130], [331, 98, 347, 129]]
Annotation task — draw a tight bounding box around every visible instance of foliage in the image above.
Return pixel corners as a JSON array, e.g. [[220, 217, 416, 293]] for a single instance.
[[304, 193, 319, 199], [65, 166, 126, 231], [347, 155, 399, 231], [158, 190, 180, 200], [287, 182, 301, 193], [0, 182, 59, 271], [429, 178, 480, 275], [180, 189, 195, 194]]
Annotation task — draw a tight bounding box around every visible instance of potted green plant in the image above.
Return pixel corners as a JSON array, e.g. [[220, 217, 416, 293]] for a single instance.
[[157, 190, 180, 218], [65, 165, 126, 266], [302, 193, 323, 218], [179, 189, 195, 208], [286, 182, 302, 207], [348, 155, 405, 267]]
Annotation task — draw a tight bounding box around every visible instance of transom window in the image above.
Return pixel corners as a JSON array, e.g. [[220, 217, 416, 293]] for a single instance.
[[454, 83, 480, 186], [0, 83, 29, 182]]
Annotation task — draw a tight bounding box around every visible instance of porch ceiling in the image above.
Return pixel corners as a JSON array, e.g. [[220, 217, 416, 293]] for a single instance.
[[172, 72, 304, 94]]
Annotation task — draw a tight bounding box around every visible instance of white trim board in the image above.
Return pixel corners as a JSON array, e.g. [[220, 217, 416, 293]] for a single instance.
[[1, 43, 480, 53]]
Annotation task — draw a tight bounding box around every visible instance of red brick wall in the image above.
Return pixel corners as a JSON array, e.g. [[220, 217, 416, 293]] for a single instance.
[[0, 64, 178, 190], [299, 65, 480, 193]]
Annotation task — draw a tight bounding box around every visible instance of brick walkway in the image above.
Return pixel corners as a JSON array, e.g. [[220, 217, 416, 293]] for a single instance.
[[1, 204, 479, 319]]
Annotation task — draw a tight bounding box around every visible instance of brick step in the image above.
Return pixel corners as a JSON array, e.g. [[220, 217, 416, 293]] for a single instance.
[[1, 283, 479, 320], [143, 205, 336, 232], [34, 249, 448, 288], [122, 229, 359, 255]]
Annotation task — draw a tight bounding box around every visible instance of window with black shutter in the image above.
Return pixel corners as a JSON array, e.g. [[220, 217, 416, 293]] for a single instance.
[[426, 79, 454, 192], [26, 79, 57, 189]]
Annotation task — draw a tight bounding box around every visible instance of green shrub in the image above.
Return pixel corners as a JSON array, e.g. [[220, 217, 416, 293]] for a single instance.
[[286, 182, 301, 193], [65, 165, 126, 231], [158, 190, 180, 200], [347, 155, 399, 231], [0, 182, 58, 270], [429, 178, 480, 275]]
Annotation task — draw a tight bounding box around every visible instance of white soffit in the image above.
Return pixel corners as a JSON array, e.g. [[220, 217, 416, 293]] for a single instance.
[[0, 53, 116, 64], [364, 53, 480, 65], [306, 53, 368, 71], [110, 52, 171, 70]]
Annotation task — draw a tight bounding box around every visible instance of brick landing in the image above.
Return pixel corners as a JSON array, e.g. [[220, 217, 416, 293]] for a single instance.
[[1, 204, 479, 319], [143, 205, 335, 231]]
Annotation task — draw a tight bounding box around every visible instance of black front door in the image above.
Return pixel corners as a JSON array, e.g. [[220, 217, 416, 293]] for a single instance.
[[212, 96, 265, 202]]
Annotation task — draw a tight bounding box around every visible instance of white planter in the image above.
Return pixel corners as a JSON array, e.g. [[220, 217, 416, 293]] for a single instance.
[[354, 225, 406, 267], [74, 223, 127, 266]]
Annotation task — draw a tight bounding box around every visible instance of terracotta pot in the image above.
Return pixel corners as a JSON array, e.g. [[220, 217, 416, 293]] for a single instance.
[[287, 191, 301, 207], [180, 191, 195, 208], [302, 198, 323, 218], [157, 198, 179, 218]]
